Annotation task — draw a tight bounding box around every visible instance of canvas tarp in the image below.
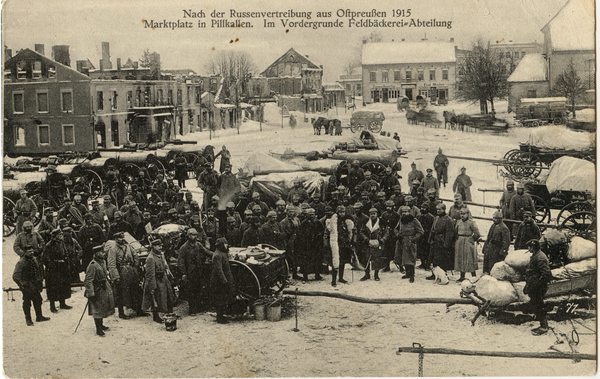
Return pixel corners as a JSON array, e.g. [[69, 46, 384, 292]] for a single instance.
[[242, 153, 303, 176], [288, 157, 343, 175], [545, 156, 595, 194], [249, 171, 324, 204], [340, 132, 401, 151], [331, 149, 398, 166], [524, 125, 595, 150]]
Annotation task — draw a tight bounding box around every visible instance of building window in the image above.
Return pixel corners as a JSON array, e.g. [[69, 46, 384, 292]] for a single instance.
[[17, 60, 27, 80], [442, 69, 449, 80], [47, 65, 56, 79], [381, 71, 389, 82], [14, 126, 25, 146], [38, 125, 50, 146], [369, 71, 376, 82], [210, 79, 217, 93], [419, 89, 429, 97], [136, 90, 142, 106], [405, 70, 412, 80], [527, 90, 537, 98], [346, 84, 352, 92], [13, 92, 24, 114], [168, 90, 173, 105], [157, 89, 163, 104], [514, 52, 519, 59], [356, 83, 362, 96], [37, 92, 49, 113], [97, 91, 104, 110], [394, 71, 401, 81], [429, 69, 436, 81], [506, 51, 511, 58], [127, 91, 132, 107], [112, 91, 118, 110], [418, 70, 424, 81], [62, 124, 75, 145], [499, 52, 504, 59], [61, 91, 73, 112], [32, 61, 42, 80], [195, 87, 201, 104], [177, 89, 182, 105], [521, 51, 526, 57], [4, 68, 12, 82]]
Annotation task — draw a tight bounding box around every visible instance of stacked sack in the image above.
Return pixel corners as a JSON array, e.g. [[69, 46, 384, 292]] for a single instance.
[[552, 237, 596, 279], [476, 236, 597, 305]]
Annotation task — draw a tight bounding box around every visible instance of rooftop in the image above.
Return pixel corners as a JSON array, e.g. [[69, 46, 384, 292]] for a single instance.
[[362, 42, 456, 65], [542, 0, 594, 51], [507, 53, 547, 82]]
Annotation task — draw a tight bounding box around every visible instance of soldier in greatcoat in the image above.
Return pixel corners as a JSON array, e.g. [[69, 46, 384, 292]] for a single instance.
[[261, 211, 283, 249], [63, 226, 82, 283], [107, 232, 141, 319], [396, 206, 424, 283], [78, 213, 106, 273], [513, 211, 541, 250], [280, 207, 301, 280], [426, 203, 455, 280], [211, 237, 236, 324], [178, 229, 213, 316], [14, 190, 38, 234], [142, 239, 174, 323], [360, 208, 389, 281], [13, 247, 51, 326], [482, 211, 511, 274], [13, 220, 45, 258], [84, 245, 115, 336], [297, 208, 324, 281], [454, 208, 480, 281], [42, 229, 72, 313], [324, 205, 354, 287]]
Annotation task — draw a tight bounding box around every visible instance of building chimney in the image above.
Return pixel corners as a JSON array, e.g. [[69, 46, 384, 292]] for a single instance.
[[450, 38, 454, 43], [52, 45, 71, 66], [401, 39, 405, 42], [117, 58, 121, 72], [100, 42, 112, 71], [34, 44, 45, 56], [305, 55, 309, 59], [133, 61, 138, 69]]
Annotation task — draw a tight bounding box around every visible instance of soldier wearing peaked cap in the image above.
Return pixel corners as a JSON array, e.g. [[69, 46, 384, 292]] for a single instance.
[[509, 182, 536, 236], [42, 228, 72, 313], [84, 245, 115, 336], [482, 211, 511, 275], [178, 228, 213, 315], [78, 213, 106, 273]]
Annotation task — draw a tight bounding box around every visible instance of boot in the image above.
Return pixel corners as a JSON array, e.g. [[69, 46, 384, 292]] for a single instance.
[[314, 273, 323, 281], [99, 318, 109, 331], [24, 306, 33, 326], [360, 262, 371, 281], [50, 301, 58, 313], [338, 265, 348, 284], [402, 265, 410, 279], [374, 270, 380, 281], [381, 261, 391, 272], [118, 305, 130, 319], [33, 303, 50, 322], [331, 269, 337, 287], [408, 266, 415, 283], [303, 274, 309, 282], [471, 271, 477, 278], [59, 300, 72, 310], [94, 318, 105, 337], [216, 306, 228, 324], [153, 311, 164, 324], [457, 272, 466, 282]]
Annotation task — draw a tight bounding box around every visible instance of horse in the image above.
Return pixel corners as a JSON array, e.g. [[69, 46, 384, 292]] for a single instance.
[[443, 110, 458, 129], [313, 117, 328, 135], [406, 109, 418, 125]]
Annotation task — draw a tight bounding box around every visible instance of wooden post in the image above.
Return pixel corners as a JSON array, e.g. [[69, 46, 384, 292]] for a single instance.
[[396, 345, 596, 361]]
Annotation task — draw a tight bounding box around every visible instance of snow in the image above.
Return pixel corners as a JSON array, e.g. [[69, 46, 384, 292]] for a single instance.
[[3, 99, 597, 378], [542, 0, 595, 51], [507, 54, 547, 82], [362, 42, 456, 65], [524, 125, 596, 150], [545, 156, 596, 194]]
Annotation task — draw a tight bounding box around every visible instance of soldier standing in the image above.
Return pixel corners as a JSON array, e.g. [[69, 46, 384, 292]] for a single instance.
[[42, 229, 73, 313], [107, 232, 142, 319], [14, 190, 38, 234], [13, 247, 51, 326], [84, 246, 115, 336]]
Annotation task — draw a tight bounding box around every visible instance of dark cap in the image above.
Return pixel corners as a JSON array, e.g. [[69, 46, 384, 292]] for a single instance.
[[114, 232, 125, 239]]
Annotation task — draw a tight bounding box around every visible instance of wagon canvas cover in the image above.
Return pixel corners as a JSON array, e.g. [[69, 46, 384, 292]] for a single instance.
[[545, 156, 595, 194], [524, 125, 596, 150]]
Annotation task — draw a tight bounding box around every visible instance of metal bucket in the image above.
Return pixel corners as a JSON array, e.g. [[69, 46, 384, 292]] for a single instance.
[[164, 313, 177, 331], [266, 304, 281, 322], [254, 303, 267, 321]]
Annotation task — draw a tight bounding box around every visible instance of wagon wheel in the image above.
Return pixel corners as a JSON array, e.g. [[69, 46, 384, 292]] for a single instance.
[[530, 195, 551, 224], [362, 161, 386, 179], [183, 153, 200, 179], [270, 258, 289, 296], [121, 163, 141, 186], [503, 149, 521, 175], [559, 211, 596, 242], [3, 197, 17, 237], [85, 169, 104, 199], [369, 121, 382, 133], [531, 121, 540, 127], [146, 154, 168, 180], [556, 202, 595, 226], [229, 260, 261, 301], [514, 151, 542, 178]]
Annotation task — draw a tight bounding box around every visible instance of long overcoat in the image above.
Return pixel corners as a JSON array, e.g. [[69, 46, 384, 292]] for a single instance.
[[396, 215, 424, 266], [84, 259, 115, 318], [210, 249, 235, 307], [429, 214, 455, 271], [42, 240, 72, 302], [107, 242, 141, 310], [454, 219, 480, 272], [482, 221, 510, 274], [142, 252, 174, 313]]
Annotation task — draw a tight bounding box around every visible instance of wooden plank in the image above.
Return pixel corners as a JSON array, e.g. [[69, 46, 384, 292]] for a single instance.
[[546, 275, 596, 298], [396, 346, 596, 361], [281, 290, 475, 305]]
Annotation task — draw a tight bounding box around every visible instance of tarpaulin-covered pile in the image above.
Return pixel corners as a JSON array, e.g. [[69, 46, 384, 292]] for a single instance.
[[544, 156, 595, 194], [335, 131, 401, 152], [249, 171, 324, 204], [242, 153, 302, 176], [524, 125, 595, 150], [331, 149, 398, 166]]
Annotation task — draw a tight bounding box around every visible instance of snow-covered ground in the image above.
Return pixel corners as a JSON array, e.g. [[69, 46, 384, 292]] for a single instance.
[[2, 99, 596, 377]]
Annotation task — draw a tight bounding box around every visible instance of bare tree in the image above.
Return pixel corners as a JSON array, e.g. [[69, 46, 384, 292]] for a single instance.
[[139, 49, 151, 68], [455, 39, 510, 114], [552, 60, 587, 117], [205, 50, 256, 100]]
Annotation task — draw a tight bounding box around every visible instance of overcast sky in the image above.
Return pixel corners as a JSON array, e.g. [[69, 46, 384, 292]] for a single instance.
[[3, 0, 575, 82]]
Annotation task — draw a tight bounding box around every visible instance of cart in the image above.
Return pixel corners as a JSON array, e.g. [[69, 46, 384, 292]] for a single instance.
[[350, 111, 385, 133], [514, 97, 569, 126]]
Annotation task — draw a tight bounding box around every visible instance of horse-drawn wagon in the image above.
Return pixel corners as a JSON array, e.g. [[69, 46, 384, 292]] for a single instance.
[[514, 97, 569, 127], [349, 111, 385, 133]]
